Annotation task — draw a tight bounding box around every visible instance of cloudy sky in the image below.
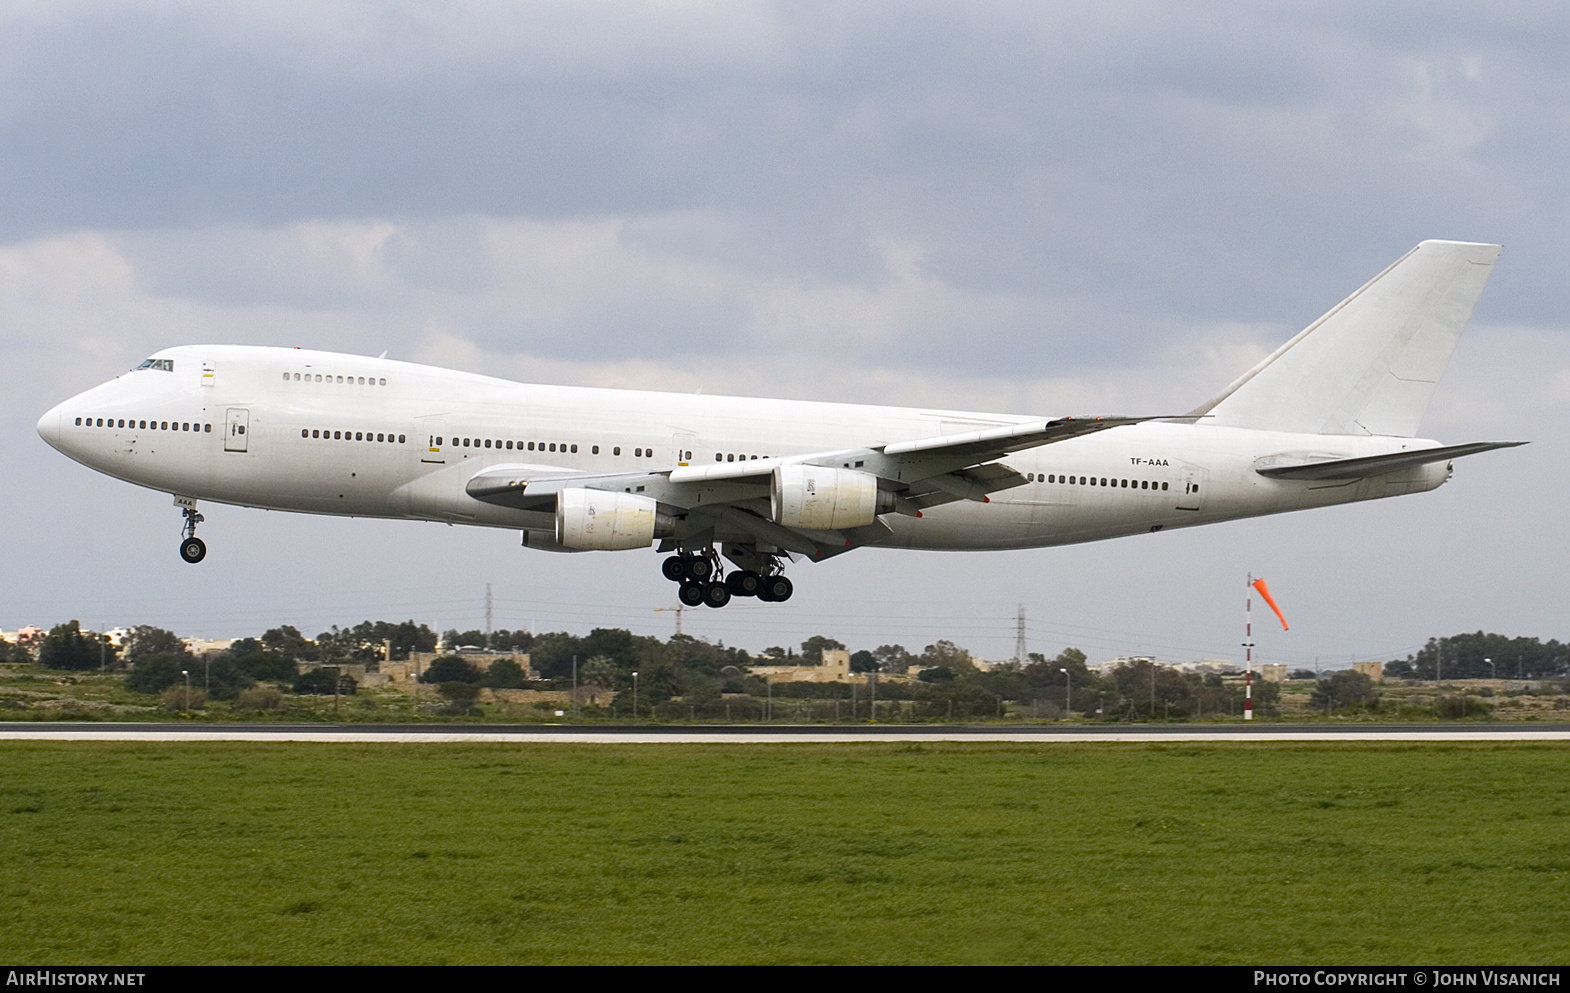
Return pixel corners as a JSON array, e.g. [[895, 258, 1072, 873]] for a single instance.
[[4, 1, 1566, 668]]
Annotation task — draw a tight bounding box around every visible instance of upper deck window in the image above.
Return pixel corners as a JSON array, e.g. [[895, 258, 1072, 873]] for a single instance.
[[135, 359, 174, 372]]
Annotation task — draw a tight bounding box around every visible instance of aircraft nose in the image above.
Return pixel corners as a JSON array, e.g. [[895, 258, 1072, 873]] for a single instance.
[[37, 403, 63, 451]]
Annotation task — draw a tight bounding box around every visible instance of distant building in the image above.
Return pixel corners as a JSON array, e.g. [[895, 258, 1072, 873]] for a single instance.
[[1185, 659, 1241, 675], [1092, 655, 1155, 674], [1353, 660, 1384, 684], [1092, 656, 1240, 676], [301, 662, 369, 682], [378, 650, 533, 685], [1259, 664, 1288, 683], [6, 626, 43, 647], [749, 649, 917, 684], [0, 626, 44, 661], [184, 638, 235, 655]]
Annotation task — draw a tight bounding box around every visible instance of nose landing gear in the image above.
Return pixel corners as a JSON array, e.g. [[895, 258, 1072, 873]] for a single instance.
[[177, 500, 206, 563]]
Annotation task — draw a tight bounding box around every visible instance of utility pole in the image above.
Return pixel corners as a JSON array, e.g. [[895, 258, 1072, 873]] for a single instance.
[[485, 583, 493, 648], [1015, 604, 1027, 664]]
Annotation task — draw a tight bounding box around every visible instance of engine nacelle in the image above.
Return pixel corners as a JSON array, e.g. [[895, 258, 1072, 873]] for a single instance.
[[521, 529, 586, 553], [555, 489, 666, 550], [771, 465, 882, 530]]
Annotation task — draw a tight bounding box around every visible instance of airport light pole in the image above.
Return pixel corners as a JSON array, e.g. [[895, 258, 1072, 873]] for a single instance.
[[1486, 657, 1495, 680], [632, 671, 639, 721], [181, 670, 189, 711], [1060, 667, 1070, 721]]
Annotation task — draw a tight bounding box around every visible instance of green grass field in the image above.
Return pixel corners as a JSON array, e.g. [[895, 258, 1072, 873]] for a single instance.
[[1, 741, 1566, 964]]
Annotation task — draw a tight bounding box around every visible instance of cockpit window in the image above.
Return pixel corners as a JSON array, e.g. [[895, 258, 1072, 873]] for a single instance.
[[135, 359, 174, 372]]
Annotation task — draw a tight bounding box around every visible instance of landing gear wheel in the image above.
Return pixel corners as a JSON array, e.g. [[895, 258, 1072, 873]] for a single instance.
[[662, 556, 688, 582], [726, 570, 762, 597], [686, 556, 713, 581], [177, 501, 206, 564], [678, 581, 706, 607], [759, 575, 793, 602], [703, 582, 731, 609]]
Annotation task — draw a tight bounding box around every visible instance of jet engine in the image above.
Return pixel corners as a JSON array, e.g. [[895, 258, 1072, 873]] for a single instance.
[[770, 465, 890, 530], [554, 488, 674, 550], [521, 529, 585, 553]]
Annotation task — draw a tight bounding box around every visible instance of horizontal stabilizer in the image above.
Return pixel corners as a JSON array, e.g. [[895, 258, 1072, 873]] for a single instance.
[[1255, 441, 1525, 480]]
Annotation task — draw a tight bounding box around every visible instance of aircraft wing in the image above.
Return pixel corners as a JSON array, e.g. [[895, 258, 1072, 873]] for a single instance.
[[1254, 441, 1525, 480], [466, 413, 1155, 558], [665, 414, 1157, 487]]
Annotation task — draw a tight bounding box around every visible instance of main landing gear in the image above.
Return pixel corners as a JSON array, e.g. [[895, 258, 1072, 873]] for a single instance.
[[178, 501, 206, 563], [661, 553, 792, 608]]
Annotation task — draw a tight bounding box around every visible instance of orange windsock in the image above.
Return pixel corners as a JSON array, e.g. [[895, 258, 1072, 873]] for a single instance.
[[1252, 578, 1289, 631]]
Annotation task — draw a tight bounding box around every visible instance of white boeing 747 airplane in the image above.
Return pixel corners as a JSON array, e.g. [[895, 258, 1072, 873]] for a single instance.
[[38, 240, 1522, 607]]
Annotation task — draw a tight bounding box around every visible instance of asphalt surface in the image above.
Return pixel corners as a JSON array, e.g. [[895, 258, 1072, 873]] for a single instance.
[[2, 722, 1568, 742]]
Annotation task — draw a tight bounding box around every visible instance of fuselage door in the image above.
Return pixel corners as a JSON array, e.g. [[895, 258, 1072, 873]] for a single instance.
[[673, 431, 697, 467], [224, 408, 250, 453], [420, 416, 448, 464], [1176, 466, 1207, 511]]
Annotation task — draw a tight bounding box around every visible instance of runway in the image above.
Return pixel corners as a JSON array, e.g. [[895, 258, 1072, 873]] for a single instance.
[[3, 722, 1568, 743]]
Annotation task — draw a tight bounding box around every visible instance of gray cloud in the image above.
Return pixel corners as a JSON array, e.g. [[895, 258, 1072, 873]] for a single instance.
[[4, 3, 1566, 316]]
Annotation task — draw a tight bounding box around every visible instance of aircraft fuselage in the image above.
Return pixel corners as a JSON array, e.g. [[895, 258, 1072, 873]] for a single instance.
[[38, 344, 1449, 555]]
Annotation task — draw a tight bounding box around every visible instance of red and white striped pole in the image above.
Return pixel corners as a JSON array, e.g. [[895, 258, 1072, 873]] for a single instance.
[[1244, 572, 1254, 721]]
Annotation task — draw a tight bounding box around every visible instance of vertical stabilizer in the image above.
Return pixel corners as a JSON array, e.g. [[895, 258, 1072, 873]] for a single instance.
[[1190, 240, 1500, 437]]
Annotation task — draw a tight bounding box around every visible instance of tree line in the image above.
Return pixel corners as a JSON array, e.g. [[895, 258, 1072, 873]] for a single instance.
[[4, 620, 1565, 717], [1382, 632, 1569, 681]]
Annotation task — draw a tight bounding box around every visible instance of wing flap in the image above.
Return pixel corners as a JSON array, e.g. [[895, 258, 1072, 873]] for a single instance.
[[881, 415, 1156, 461], [668, 458, 782, 485], [901, 463, 1029, 509], [466, 464, 656, 512]]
